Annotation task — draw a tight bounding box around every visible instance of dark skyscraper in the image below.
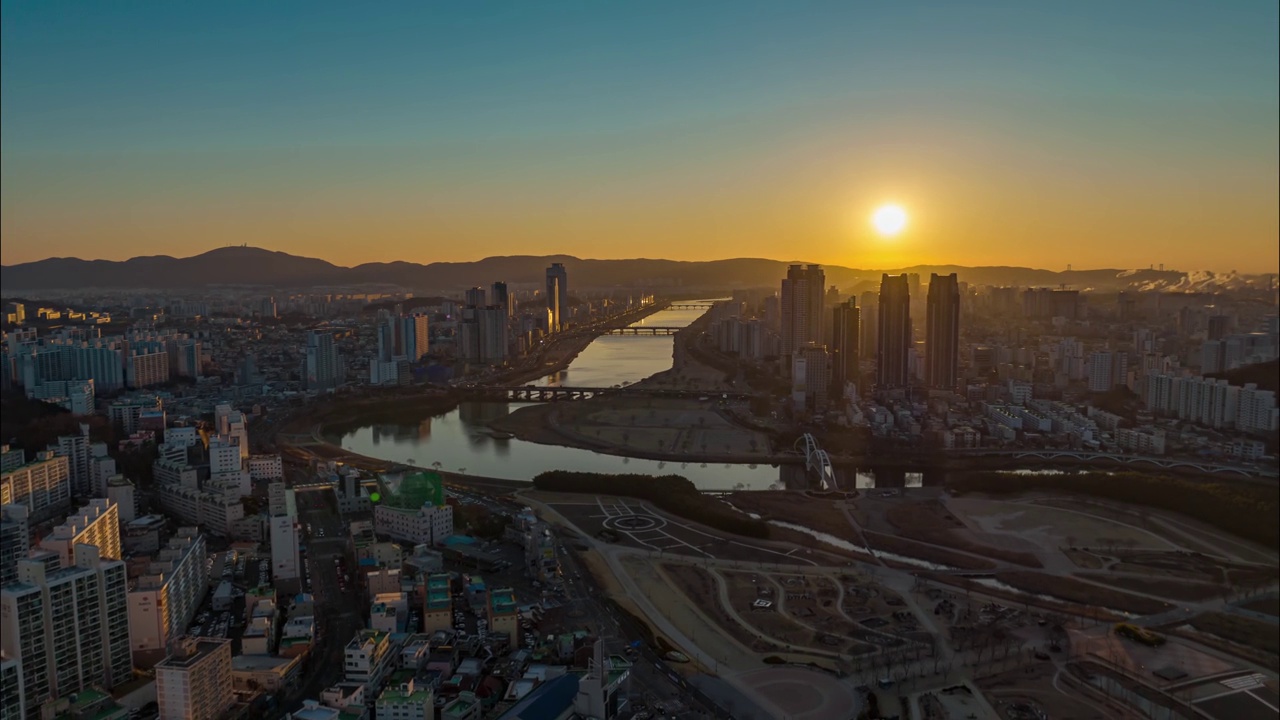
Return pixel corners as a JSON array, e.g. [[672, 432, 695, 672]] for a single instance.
[[925, 273, 960, 390], [780, 264, 825, 373], [546, 263, 568, 332], [876, 274, 911, 388], [830, 299, 860, 399], [491, 281, 513, 318]]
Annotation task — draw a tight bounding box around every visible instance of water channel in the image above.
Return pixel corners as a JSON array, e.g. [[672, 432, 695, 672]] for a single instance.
[[336, 302, 941, 491]]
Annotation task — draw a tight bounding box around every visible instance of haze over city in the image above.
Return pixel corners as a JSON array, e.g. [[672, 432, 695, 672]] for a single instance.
[[2, 4, 1279, 720], [3, 1, 1278, 272]]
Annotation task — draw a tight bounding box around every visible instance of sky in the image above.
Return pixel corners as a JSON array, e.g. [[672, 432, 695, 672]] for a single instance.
[[2, 1, 1277, 272]]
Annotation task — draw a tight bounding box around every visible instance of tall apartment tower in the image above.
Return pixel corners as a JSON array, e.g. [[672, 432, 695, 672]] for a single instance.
[[305, 330, 340, 390], [780, 264, 826, 372], [545, 263, 569, 332], [925, 273, 961, 390], [155, 638, 233, 720], [491, 282, 513, 319], [830, 299, 860, 399], [1, 545, 132, 718], [876, 274, 912, 388], [464, 287, 486, 308], [0, 503, 30, 586]]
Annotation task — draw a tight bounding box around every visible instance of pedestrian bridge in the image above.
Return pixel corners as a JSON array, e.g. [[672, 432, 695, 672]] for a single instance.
[[951, 449, 1271, 478], [797, 433, 836, 490]]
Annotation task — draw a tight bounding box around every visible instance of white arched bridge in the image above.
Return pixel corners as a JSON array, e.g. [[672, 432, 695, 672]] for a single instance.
[[796, 433, 836, 490], [952, 449, 1273, 478]]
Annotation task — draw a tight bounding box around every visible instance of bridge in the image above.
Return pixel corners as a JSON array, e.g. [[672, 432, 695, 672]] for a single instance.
[[796, 433, 836, 490], [951, 449, 1273, 478], [665, 303, 717, 310], [602, 326, 685, 336], [455, 385, 755, 402]]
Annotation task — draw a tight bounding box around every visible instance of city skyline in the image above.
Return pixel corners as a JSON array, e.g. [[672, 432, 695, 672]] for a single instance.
[[3, 2, 1277, 272]]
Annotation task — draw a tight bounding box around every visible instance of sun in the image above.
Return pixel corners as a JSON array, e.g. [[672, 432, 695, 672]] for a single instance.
[[872, 204, 908, 237]]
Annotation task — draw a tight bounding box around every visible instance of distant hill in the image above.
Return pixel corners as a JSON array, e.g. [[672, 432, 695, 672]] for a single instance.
[[1207, 359, 1280, 394], [1, 246, 1273, 293]]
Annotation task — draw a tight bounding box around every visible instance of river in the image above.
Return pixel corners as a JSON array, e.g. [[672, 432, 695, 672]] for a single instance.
[[336, 303, 946, 491]]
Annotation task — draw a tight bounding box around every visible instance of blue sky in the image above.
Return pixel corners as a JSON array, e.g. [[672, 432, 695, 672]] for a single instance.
[[3, 1, 1277, 270]]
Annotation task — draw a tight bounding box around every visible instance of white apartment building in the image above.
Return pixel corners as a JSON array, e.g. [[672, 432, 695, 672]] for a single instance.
[[164, 426, 199, 448], [154, 483, 245, 537], [373, 503, 454, 546], [343, 630, 399, 692], [155, 638, 233, 720], [38, 499, 121, 567], [1115, 427, 1167, 455], [0, 504, 31, 587], [128, 529, 208, 654], [0, 545, 132, 717], [107, 477, 137, 522], [248, 454, 283, 481], [0, 654, 22, 720], [269, 491, 301, 582], [89, 447, 116, 497], [214, 405, 250, 459], [0, 452, 72, 523]]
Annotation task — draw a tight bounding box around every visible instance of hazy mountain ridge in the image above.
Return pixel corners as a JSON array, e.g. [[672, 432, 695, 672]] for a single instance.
[[1, 247, 1273, 293]]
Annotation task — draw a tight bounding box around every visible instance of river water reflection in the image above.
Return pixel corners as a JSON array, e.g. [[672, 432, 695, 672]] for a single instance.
[[337, 303, 944, 491], [338, 303, 790, 490]]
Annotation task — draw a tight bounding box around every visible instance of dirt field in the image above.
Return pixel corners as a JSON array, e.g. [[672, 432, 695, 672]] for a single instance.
[[1240, 597, 1280, 617], [995, 571, 1173, 615], [621, 556, 758, 672], [979, 663, 1134, 720], [884, 499, 1044, 568], [1187, 612, 1280, 656], [862, 531, 998, 571], [1064, 549, 1106, 569], [1078, 573, 1226, 602], [725, 491, 856, 540]]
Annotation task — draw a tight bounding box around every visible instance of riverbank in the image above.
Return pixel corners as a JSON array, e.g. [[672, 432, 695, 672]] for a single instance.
[[487, 312, 787, 465], [494, 301, 667, 386]]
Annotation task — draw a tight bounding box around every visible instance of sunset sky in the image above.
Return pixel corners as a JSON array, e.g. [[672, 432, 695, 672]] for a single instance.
[[2, 1, 1277, 272]]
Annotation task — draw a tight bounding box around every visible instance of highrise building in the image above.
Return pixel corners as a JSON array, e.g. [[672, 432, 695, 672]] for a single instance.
[[491, 282, 513, 319], [38, 499, 121, 568], [858, 291, 878, 359], [128, 529, 208, 655], [127, 349, 169, 389], [790, 344, 830, 411], [546, 263, 569, 332], [1, 452, 72, 524], [404, 313, 429, 362], [780, 264, 826, 371], [830, 299, 860, 399], [1087, 351, 1127, 393], [155, 638, 233, 720], [0, 504, 30, 586], [478, 307, 509, 364], [876, 274, 912, 388], [305, 331, 340, 390], [464, 287, 486, 308], [925, 273, 961, 390], [0, 655, 21, 720], [55, 424, 92, 496], [1207, 314, 1230, 341], [269, 490, 300, 582], [1, 545, 132, 717]]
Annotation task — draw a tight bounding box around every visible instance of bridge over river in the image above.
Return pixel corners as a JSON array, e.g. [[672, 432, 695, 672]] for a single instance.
[[453, 385, 755, 402]]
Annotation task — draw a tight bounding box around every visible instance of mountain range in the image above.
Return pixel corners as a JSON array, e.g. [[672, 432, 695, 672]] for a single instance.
[[1, 247, 1273, 293]]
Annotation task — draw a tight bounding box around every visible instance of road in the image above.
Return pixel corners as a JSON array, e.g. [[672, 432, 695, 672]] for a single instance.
[[273, 489, 363, 717], [555, 534, 722, 719]]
